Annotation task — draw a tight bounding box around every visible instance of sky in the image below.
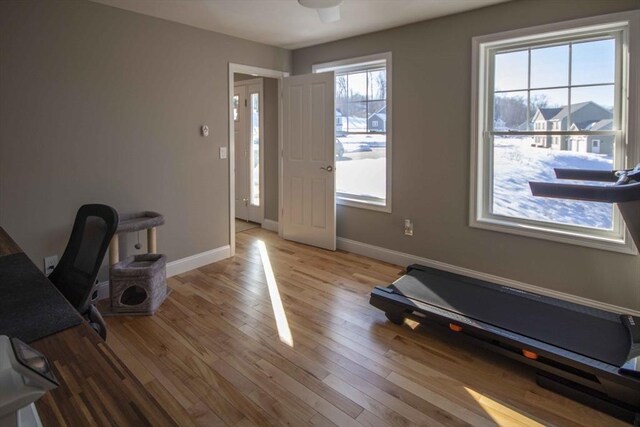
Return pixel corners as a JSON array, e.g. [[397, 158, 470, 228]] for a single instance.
[[494, 38, 615, 108]]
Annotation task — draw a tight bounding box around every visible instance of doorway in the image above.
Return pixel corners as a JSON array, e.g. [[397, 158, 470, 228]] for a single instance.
[[234, 76, 263, 226], [228, 64, 289, 254], [228, 64, 336, 255]]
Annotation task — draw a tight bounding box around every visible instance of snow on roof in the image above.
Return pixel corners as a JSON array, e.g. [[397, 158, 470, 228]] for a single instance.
[[372, 105, 386, 115], [569, 118, 613, 131], [588, 118, 613, 131]]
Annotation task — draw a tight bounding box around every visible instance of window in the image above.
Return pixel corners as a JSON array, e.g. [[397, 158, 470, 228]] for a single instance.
[[233, 95, 239, 121], [471, 12, 639, 253], [313, 52, 392, 212], [250, 92, 260, 207]]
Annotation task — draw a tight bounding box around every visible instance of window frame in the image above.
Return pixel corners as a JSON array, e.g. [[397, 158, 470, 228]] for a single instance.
[[313, 52, 392, 213], [470, 11, 640, 254]]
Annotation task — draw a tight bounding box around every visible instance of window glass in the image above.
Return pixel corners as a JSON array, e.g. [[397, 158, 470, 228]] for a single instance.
[[250, 93, 260, 206], [335, 66, 388, 204], [530, 45, 569, 88], [233, 95, 239, 121], [479, 30, 624, 240], [494, 50, 528, 91], [490, 38, 616, 230], [572, 39, 615, 85]]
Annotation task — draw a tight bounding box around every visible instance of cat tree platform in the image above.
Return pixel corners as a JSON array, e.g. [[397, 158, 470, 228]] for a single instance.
[[109, 211, 165, 265]]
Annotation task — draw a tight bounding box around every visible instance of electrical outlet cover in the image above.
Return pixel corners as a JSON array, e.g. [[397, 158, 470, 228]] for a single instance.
[[43, 255, 58, 276]]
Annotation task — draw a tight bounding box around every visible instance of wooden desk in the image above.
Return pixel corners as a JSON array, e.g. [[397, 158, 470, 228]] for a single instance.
[[0, 227, 176, 426]]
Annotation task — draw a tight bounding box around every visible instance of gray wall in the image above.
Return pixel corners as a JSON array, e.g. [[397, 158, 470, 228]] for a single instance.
[[0, 0, 290, 273], [292, 0, 640, 310]]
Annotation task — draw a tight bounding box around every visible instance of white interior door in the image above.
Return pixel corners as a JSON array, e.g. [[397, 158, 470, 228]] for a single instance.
[[281, 72, 336, 250], [235, 79, 264, 223]]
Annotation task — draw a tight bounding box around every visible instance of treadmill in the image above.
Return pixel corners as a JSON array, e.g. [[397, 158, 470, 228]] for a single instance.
[[370, 164, 640, 424]]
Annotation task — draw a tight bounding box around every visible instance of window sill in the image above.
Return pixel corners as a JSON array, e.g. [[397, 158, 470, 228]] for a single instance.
[[337, 196, 391, 213], [470, 215, 637, 255]]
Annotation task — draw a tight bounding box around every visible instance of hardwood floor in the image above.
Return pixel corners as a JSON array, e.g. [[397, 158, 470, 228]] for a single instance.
[[106, 229, 623, 426]]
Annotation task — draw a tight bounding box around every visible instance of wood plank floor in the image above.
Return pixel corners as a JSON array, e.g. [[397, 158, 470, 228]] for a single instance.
[[105, 229, 624, 426]]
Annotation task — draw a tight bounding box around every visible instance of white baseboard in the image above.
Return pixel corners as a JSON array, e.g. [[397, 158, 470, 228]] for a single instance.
[[262, 219, 279, 232], [93, 246, 230, 301], [96, 280, 109, 301], [337, 237, 640, 316], [166, 245, 231, 277]]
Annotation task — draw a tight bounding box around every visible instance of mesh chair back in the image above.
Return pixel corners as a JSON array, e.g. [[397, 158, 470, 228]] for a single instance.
[[48, 204, 118, 313]]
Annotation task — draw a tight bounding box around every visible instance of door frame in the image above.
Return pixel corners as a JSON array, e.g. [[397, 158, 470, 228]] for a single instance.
[[234, 78, 265, 224], [228, 63, 289, 256]]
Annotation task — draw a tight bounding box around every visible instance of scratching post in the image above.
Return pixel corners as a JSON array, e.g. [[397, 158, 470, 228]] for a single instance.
[[109, 235, 119, 266], [147, 227, 157, 253], [105, 211, 167, 316]]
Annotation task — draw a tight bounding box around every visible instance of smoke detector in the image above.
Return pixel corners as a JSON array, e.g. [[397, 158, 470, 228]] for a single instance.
[[298, 0, 343, 23]]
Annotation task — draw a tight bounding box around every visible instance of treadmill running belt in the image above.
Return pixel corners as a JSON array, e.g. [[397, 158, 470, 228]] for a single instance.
[[392, 265, 629, 367]]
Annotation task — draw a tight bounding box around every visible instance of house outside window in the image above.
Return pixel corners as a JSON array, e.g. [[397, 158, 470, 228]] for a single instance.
[[470, 12, 639, 253], [313, 52, 392, 212]]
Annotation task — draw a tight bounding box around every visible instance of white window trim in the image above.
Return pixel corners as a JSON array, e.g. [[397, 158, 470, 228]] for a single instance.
[[313, 52, 392, 213], [470, 11, 640, 255]]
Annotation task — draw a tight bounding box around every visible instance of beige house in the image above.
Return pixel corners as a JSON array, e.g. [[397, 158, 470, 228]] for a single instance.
[[532, 101, 612, 149]]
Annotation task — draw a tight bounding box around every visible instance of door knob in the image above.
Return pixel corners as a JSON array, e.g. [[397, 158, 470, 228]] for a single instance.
[[321, 165, 334, 172]]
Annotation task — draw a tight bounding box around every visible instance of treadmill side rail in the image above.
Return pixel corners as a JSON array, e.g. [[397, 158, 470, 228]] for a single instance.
[[621, 315, 640, 377]]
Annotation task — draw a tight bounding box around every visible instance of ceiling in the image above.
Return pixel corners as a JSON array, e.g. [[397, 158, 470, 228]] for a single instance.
[[89, 0, 510, 49]]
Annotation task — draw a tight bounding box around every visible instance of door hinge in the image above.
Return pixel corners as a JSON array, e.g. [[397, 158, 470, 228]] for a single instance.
[[244, 99, 247, 107]]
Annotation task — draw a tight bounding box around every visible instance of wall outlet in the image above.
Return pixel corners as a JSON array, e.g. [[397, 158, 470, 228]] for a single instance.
[[43, 255, 58, 276], [404, 219, 414, 236]]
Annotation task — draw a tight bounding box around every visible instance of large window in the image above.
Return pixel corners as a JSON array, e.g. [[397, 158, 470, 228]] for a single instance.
[[471, 12, 639, 253], [314, 52, 392, 212]]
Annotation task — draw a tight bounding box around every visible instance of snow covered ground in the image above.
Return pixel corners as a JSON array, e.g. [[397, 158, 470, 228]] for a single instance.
[[492, 137, 614, 229], [334, 137, 614, 229], [336, 154, 386, 199], [337, 134, 386, 147], [336, 134, 387, 198]]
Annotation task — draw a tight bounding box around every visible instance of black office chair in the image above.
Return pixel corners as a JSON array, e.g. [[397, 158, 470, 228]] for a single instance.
[[48, 204, 118, 340]]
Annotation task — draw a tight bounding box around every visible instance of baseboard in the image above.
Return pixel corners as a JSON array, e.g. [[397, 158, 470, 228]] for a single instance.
[[166, 245, 231, 277], [96, 280, 109, 301], [337, 237, 640, 316], [93, 246, 230, 301], [262, 219, 279, 232]]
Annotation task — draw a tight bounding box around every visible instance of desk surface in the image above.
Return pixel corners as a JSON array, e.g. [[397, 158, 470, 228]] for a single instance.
[[0, 227, 176, 426]]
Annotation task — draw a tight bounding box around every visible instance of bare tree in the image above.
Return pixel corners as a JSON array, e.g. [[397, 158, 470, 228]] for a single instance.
[[374, 72, 386, 100]]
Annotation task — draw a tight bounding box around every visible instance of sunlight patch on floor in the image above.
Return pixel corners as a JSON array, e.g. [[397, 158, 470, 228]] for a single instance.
[[403, 318, 421, 330], [257, 240, 294, 347], [464, 387, 544, 426]]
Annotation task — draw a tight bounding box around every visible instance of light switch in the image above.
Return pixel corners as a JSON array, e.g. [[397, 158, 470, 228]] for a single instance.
[[220, 146, 228, 159]]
